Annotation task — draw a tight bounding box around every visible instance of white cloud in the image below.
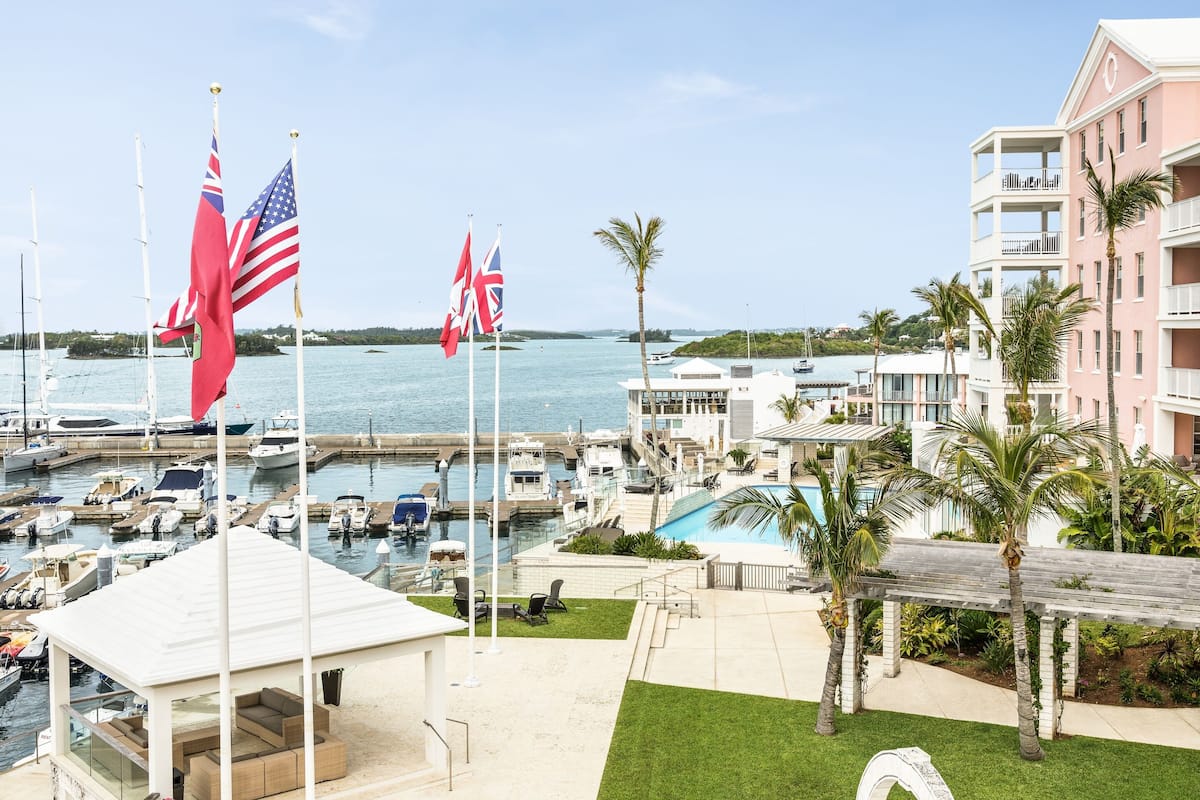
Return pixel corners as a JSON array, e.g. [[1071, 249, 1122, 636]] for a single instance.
[[654, 71, 811, 116], [658, 72, 749, 102], [284, 0, 373, 42]]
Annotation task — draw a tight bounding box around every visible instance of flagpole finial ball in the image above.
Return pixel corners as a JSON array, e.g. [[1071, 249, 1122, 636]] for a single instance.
[[210, 83, 222, 95], [289, 129, 300, 139]]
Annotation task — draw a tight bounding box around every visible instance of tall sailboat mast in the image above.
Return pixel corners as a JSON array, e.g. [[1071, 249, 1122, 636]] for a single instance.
[[19, 256, 29, 450], [30, 187, 50, 417], [135, 135, 158, 445]]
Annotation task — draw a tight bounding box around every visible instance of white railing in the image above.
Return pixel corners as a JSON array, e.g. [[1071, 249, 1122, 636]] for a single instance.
[[920, 392, 958, 403], [1164, 196, 1200, 235], [1164, 367, 1200, 401], [1000, 231, 1062, 256], [999, 167, 1063, 192], [1002, 294, 1023, 317], [1003, 363, 1061, 383], [880, 389, 914, 401], [1165, 283, 1200, 315]]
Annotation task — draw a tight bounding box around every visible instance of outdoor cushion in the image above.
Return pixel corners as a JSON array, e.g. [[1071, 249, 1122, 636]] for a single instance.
[[111, 718, 134, 736], [288, 734, 324, 748], [260, 688, 288, 712], [128, 729, 149, 748], [239, 705, 282, 725], [281, 698, 304, 717]]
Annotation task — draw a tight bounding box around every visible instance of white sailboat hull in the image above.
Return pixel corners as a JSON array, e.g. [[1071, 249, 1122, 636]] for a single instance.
[[3, 441, 65, 473], [249, 443, 316, 470]]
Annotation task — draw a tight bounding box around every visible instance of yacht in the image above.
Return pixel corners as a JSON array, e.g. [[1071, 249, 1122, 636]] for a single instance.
[[389, 494, 432, 539], [147, 463, 211, 514], [83, 470, 144, 506], [114, 540, 179, 576], [249, 412, 316, 470], [575, 429, 627, 498], [257, 500, 302, 536], [505, 437, 554, 500], [3, 436, 65, 473], [14, 496, 75, 537], [137, 500, 184, 536], [647, 352, 676, 365], [327, 494, 372, 535], [2, 544, 98, 609], [792, 330, 815, 374]]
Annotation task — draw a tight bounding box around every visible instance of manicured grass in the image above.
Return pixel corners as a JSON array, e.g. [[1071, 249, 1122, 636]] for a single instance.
[[598, 681, 1199, 800], [406, 595, 636, 639]]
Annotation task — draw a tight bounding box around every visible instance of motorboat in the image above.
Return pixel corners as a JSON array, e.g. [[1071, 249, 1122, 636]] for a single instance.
[[114, 540, 178, 576], [83, 470, 144, 506], [249, 411, 316, 470], [136, 500, 184, 537], [0, 637, 21, 694], [575, 429, 627, 498], [389, 494, 432, 539], [327, 494, 372, 535], [0, 507, 20, 527], [2, 544, 98, 609], [257, 500, 302, 536], [505, 437, 554, 501], [15, 496, 75, 537], [147, 463, 211, 514], [15, 630, 48, 676], [412, 538, 468, 587], [3, 436, 65, 473], [0, 556, 9, 582], [193, 495, 249, 537], [647, 352, 676, 365]]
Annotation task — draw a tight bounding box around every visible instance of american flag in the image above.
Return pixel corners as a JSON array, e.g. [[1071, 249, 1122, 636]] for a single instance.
[[156, 160, 299, 341], [470, 236, 503, 334]]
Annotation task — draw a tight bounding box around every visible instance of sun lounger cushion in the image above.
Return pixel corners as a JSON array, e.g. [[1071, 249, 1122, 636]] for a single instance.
[[260, 688, 288, 711]]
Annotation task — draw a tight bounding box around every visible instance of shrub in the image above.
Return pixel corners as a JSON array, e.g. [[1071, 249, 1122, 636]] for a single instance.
[[632, 531, 668, 559], [1093, 634, 1123, 659], [563, 534, 609, 555], [1170, 683, 1199, 706], [900, 605, 953, 658], [1136, 683, 1164, 706], [953, 609, 999, 650], [927, 652, 949, 666], [610, 534, 638, 556], [667, 541, 701, 560], [980, 638, 1014, 675], [1119, 669, 1136, 704]]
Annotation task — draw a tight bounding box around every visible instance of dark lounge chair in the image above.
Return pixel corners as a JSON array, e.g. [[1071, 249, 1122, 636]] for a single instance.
[[728, 457, 756, 475], [453, 576, 486, 604], [516, 593, 549, 626], [453, 593, 489, 621], [546, 579, 568, 612]]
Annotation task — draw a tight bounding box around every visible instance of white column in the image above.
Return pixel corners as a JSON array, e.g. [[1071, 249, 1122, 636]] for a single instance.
[[882, 601, 902, 678], [778, 443, 792, 482], [1063, 618, 1079, 697], [840, 600, 863, 714], [424, 642, 448, 769], [47, 643, 71, 757], [146, 692, 174, 796], [1038, 616, 1057, 739]]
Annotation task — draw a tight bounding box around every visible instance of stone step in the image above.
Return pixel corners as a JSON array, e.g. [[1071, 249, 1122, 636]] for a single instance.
[[626, 601, 658, 680], [667, 611, 681, 630], [649, 606, 669, 648]]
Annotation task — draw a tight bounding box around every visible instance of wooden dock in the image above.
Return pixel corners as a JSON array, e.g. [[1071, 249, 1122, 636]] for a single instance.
[[0, 508, 39, 537], [36, 451, 100, 471], [240, 485, 301, 529], [0, 486, 39, 506]]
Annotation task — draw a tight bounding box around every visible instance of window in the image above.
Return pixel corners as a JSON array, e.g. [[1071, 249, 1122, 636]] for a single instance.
[[1134, 406, 1142, 426], [1097, 121, 1105, 161], [1078, 199, 1086, 237], [1076, 331, 1084, 369], [1093, 399, 1102, 420], [1138, 97, 1147, 144], [1114, 331, 1122, 374], [1115, 257, 1123, 299], [1118, 109, 1126, 153], [1094, 262, 1102, 298], [1135, 330, 1143, 376], [1136, 253, 1144, 297], [1080, 129, 1088, 161], [1077, 263, 1085, 295], [1138, 206, 1146, 223], [1076, 397, 1083, 418], [1093, 330, 1101, 371]]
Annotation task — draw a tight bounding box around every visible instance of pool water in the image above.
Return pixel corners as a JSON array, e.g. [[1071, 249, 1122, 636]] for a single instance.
[[657, 485, 825, 546]]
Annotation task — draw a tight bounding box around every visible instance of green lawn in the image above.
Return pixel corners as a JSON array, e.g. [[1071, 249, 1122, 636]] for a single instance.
[[599, 681, 1199, 800], [406, 595, 636, 639]]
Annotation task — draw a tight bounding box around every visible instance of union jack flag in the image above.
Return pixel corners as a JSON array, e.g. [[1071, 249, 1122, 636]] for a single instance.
[[470, 236, 503, 334], [156, 160, 300, 341]]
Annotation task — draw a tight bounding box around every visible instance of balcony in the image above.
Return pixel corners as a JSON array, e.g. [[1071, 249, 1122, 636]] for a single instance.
[[998, 168, 1064, 192], [880, 389, 914, 402], [1164, 367, 1200, 401], [1163, 196, 1200, 237], [1165, 283, 1200, 316], [999, 231, 1062, 256]]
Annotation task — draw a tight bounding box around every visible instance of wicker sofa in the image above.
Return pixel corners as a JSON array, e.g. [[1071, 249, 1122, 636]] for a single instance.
[[188, 732, 348, 800], [93, 715, 149, 775], [234, 686, 331, 747]]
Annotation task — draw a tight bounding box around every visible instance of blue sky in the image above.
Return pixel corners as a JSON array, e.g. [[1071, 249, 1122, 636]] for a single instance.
[[1, 2, 1197, 336]]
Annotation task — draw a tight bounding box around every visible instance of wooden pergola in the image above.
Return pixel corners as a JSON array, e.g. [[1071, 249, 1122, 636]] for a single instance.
[[839, 539, 1200, 737]]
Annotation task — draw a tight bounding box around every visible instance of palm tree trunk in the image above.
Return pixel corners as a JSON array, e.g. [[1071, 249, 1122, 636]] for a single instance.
[[816, 624, 844, 735], [942, 333, 951, 422], [1105, 242, 1122, 553], [638, 287, 660, 531], [1008, 564, 1045, 760], [872, 345, 880, 426], [948, 337, 957, 418]]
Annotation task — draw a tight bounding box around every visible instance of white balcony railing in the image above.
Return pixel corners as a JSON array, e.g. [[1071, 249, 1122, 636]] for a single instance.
[[1164, 367, 1200, 401], [880, 389, 914, 402], [1164, 196, 1200, 235], [1165, 283, 1200, 316], [999, 168, 1064, 192], [1000, 231, 1062, 256]]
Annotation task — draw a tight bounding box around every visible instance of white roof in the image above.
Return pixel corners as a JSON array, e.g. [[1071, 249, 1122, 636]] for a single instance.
[[670, 357, 725, 377], [1100, 18, 1200, 66], [756, 423, 892, 443], [876, 352, 968, 376], [31, 526, 464, 688]]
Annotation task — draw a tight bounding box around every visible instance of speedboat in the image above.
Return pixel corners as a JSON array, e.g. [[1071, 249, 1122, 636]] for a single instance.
[[0, 556, 9, 582], [137, 500, 183, 537], [147, 463, 211, 514], [506, 437, 554, 501], [3, 435, 65, 473], [114, 540, 178, 576], [249, 411, 316, 470], [389, 494, 432, 539], [412, 539, 468, 588], [575, 429, 627, 498], [19, 496, 75, 536], [2, 544, 98, 609], [193, 495, 249, 537], [257, 500, 302, 536], [0, 637, 21, 694], [647, 352, 676, 365], [83, 470, 144, 505], [327, 494, 372, 535]]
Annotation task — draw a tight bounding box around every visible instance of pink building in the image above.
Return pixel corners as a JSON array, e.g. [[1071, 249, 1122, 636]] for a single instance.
[[969, 18, 1200, 460]]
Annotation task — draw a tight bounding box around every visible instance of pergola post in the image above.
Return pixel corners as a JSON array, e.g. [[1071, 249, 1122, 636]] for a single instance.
[[777, 443, 792, 483], [881, 601, 902, 678], [1038, 615, 1057, 739], [47, 642, 71, 758], [840, 600, 863, 714], [1063, 618, 1079, 697], [146, 691, 174, 795], [424, 640, 448, 768]]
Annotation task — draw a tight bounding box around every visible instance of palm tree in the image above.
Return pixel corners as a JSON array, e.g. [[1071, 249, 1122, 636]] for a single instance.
[[858, 307, 898, 425], [770, 392, 803, 423], [998, 281, 1093, 431], [711, 450, 920, 735], [886, 413, 1103, 760], [594, 214, 667, 530], [1084, 151, 1176, 554], [912, 274, 994, 420]]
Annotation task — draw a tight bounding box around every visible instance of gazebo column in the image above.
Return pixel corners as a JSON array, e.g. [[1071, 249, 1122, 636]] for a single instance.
[[146, 693, 174, 795], [1063, 618, 1079, 696], [881, 601, 902, 678], [777, 443, 792, 482], [840, 600, 863, 714], [1038, 616, 1057, 739], [424, 640, 448, 768], [47, 642, 71, 757]]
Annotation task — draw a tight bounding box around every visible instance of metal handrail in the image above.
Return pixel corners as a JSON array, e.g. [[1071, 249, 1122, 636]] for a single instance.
[[422, 719, 454, 792], [446, 717, 470, 764], [0, 727, 43, 769]]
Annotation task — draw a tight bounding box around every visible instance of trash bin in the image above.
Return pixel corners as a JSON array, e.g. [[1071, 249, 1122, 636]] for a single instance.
[[321, 668, 344, 706], [172, 767, 185, 800]]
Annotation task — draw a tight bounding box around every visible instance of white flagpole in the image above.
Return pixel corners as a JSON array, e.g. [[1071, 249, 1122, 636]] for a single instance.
[[134, 135, 158, 449], [290, 129, 317, 800], [29, 188, 50, 418], [488, 224, 502, 655], [464, 216, 480, 688], [209, 82, 234, 800]]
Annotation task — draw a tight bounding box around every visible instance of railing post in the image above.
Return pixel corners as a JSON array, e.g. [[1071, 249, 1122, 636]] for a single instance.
[[734, 561, 743, 591]]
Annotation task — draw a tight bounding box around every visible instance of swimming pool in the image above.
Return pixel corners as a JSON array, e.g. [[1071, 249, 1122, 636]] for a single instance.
[[657, 484, 825, 547]]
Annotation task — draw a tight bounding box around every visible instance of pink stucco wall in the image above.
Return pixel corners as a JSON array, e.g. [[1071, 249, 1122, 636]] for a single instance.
[[1174, 413, 1195, 457], [1176, 248, 1200, 286], [1173, 329, 1200, 369]]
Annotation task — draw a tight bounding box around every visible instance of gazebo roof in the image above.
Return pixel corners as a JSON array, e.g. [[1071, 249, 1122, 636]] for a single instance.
[[756, 422, 891, 443], [855, 539, 1200, 630], [31, 527, 464, 688]]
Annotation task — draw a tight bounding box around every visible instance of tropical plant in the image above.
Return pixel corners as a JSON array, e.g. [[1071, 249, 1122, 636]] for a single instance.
[[911, 274, 994, 420], [771, 393, 803, 424], [884, 413, 1103, 760], [858, 307, 898, 425], [1084, 152, 1176, 554], [727, 447, 750, 468], [594, 214, 667, 531], [710, 450, 920, 735]]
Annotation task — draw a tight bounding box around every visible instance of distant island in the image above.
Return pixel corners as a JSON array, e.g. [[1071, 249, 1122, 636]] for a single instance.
[[676, 331, 896, 358], [482, 345, 521, 351], [623, 328, 673, 344]]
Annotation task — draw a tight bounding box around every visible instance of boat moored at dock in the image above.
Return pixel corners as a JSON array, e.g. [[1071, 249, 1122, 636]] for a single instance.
[[249, 411, 316, 470], [327, 494, 372, 535], [505, 437, 554, 501], [389, 493, 432, 540]]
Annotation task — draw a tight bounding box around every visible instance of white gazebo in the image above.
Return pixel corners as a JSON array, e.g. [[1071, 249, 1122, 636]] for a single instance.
[[30, 526, 465, 799]]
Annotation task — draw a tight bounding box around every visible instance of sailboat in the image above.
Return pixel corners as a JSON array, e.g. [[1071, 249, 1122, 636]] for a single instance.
[[3, 255, 65, 473], [792, 329, 815, 374]]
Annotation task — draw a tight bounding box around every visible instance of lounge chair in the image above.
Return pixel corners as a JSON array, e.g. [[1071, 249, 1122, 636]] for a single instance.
[[729, 457, 756, 475], [453, 593, 489, 621], [516, 593, 549, 626], [546, 579, 568, 612], [453, 576, 486, 604]]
